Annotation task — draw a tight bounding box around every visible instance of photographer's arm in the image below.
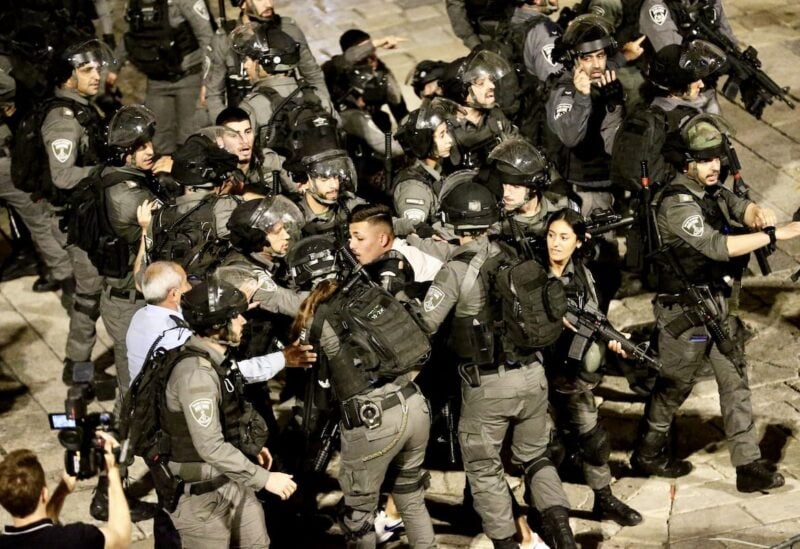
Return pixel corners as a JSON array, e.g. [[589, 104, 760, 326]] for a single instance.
[[97, 432, 132, 549], [45, 472, 76, 523]]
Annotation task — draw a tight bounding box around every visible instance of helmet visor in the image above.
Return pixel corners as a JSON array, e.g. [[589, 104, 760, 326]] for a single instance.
[[66, 39, 116, 70], [680, 40, 727, 80], [462, 50, 511, 84], [415, 97, 462, 131], [487, 137, 549, 184], [109, 105, 157, 148], [304, 151, 358, 193]]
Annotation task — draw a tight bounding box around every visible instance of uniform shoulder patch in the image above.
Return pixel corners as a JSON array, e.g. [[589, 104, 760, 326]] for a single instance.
[[681, 214, 704, 237], [126, 180, 139, 189], [189, 397, 215, 428], [404, 198, 425, 205], [678, 194, 693, 203], [51, 139, 73, 163], [554, 102, 573, 120], [649, 4, 668, 26], [541, 44, 557, 67], [423, 286, 445, 313], [193, 0, 210, 20], [62, 108, 74, 118]]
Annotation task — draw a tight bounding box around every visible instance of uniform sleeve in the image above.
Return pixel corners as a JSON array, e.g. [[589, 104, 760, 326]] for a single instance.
[[600, 104, 624, 155], [405, 234, 456, 262], [205, 32, 231, 121], [172, 359, 270, 490], [282, 21, 332, 108], [107, 184, 153, 244], [41, 108, 95, 190], [393, 179, 436, 224], [418, 261, 465, 334], [716, 0, 739, 46], [639, 0, 683, 52], [722, 189, 753, 224], [341, 110, 404, 157], [524, 24, 562, 82], [446, 0, 482, 49], [212, 196, 239, 239], [180, 0, 215, 50], [546, 83, 593, 148], [257, 286, 306, 317], [659, 195, 729, 261]]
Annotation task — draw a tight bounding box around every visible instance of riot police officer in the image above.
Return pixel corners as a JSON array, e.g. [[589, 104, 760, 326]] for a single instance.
[[42, 39, 113, 384], [419, 178, 576, 549], [639, 0, 737, 53], [441, 49, 518, 170], [122, 0, 214, 154], [445, 0, 516, 49], [408, 60, 448, 99], [631, 114, 800, 491], [392, 97, 459, 225], [546, 14, 626, 216], [162, 278, 299, 547]]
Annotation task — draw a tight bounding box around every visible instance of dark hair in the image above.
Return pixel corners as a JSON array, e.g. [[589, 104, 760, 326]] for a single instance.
[[349, 203, 394, 235], [0, 450, 45, 518], [339, 29, 371, 52], [215, 106, 251, 127], [546, 208, 587, 243]]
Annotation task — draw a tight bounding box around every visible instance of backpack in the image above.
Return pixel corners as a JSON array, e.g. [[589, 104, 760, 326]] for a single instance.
[[610, 104, 672, 193], [10, 97, 98, 201], [65, 168, 137, 278], [496, 258, 567, 350], [315, 278, 431, 395], [123, 0, 200, 81], [149, 196, 230, 278], [119, 343, 206, 465]]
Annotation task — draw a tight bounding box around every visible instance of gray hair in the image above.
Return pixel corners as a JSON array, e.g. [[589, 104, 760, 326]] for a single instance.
[[142, 261, 185, 304]]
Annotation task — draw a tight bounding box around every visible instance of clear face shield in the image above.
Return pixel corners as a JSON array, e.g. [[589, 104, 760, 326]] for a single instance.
[[214, 264, 276, 304], [679, 40, 727, 81], [462, 50, 511, 109], [249, 195, 305, 255], [66, 39, 116, 72], [304, 151, 358, 204], [108, 105, 157, 148]]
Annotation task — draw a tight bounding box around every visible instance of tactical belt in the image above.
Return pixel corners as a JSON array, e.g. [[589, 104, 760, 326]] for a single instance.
[[477, 361, 525, 375], [183, 475, 229, 496], [341, 382, 418, 430], [107, 287, 145, 302]]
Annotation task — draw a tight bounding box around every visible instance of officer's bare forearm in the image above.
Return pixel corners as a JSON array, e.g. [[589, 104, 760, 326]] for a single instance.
[[726, 232, 771, 257]]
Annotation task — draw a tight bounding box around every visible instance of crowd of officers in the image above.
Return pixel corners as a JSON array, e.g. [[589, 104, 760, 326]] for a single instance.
[[1, 0, 800, 548]]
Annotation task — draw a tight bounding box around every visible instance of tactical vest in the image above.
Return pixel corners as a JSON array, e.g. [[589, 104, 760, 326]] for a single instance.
[[557, 87, 612, 185], [161, 350, 267, 462], [452, 109, 508, 170], [654, 183, 735, 294], [465, 0, 515, 34], [392, 162, 441, 221], [124, 0, 200, 81]]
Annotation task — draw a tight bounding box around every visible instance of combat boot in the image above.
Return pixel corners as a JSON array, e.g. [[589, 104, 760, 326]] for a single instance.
[[592, 486, 643, 526], [630, 429, 692, 478], [736, 460, 785, 493], [540, 506, 577, 549], [90, 476, 157, 523]]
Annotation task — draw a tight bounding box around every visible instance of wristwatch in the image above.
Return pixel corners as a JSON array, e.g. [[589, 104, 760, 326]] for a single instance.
[[762, 226, 776, 246]]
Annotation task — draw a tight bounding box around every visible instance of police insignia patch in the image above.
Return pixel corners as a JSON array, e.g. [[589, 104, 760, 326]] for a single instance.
[[193, 0, 210, 19], [542, 44, 557, 67], [423, 286, 445, 312], [681, 214, 704, 237], [649, 4, 668, 26], [52, 139, 73, 163], [554, 103, 572, 120], [189, 398, 214, 427]]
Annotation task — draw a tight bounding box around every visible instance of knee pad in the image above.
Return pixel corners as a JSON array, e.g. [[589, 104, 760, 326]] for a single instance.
[[74, 292, 101, 320], [391, 466, 431, 495], [522, 455, 556, 484], [580, 424, 611, 467]]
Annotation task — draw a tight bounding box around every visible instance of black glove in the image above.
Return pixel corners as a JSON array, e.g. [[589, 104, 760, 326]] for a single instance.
[[598, 79, 625, 113], [414, 222, 435, 239]]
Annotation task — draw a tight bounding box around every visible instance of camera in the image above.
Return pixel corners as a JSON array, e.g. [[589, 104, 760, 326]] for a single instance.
[[49, 363, 117, 479]]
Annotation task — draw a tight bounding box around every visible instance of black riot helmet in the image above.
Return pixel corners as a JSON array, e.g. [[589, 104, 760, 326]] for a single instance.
[[227, 195, 304, 255], [172, 132, 241, 189], [485, 137, 551, 199], [181, 278, 248, 332], [395, 97, 460, 160], [647, 40, 726, 94], [50, 38, 116, 88], [107, 105, 157, 163], [439, 171, 500, 235], [342, 63, 389, 107], [230, 22, 300, 74], [407, 60, 447, 98], [440, 49, 511, 108], [285, 234, 340, 289], [554, 14, 617, 69]]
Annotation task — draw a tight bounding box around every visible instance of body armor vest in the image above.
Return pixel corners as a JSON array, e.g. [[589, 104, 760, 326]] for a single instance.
[[558, 88, 611, 185]]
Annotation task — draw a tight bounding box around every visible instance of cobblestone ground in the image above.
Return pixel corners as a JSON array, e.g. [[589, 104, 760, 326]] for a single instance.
[[2, 0, 800, 547]]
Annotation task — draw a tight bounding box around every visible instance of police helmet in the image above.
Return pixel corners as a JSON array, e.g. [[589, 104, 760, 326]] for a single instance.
[[395, 97, 460, 159], [665, 113, 734, 166], [302, 149, 358, 204], [487, 137, 551, 189], [283, 111, 343, 173], [648, 40, 726, 92], [172, 134, 241, 188], [181, 278, 248, 332], [407, 60, 447, 98], [439, 172, 499, 234], [343, 64, 389, 106], [228, 195, 304, 254], [108, 105, 157, 152], [285, 234, 340, 289], [230, 22, 300, 73], [51, 39, 116, 86], [440, 50, 511, 107], [555, 14, 617, 68]]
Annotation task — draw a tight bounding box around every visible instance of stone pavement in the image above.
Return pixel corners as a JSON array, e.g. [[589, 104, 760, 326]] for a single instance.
[[2, 0, 800, 547]]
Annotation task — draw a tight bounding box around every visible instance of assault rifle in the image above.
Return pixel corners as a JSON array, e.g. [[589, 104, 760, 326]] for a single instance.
[[722, 137, 773, 275], [339, 246, 378, 292], [649, 245, 746, 376], [564, 299, 662, 370], [585, 208, 635, 237], [312, 417, 340, 474], [680, 0, 796, 119]]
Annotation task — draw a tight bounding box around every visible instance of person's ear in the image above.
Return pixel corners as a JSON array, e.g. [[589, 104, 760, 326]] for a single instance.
[[379, 233, 389, 247], [42, 486, 49, 504]]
